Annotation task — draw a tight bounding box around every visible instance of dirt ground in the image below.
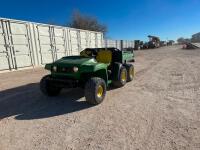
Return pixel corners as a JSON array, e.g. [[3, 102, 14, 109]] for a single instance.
[[0, 45, 200, 150]]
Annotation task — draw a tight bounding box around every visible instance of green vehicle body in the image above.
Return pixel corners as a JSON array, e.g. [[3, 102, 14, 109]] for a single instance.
[[44, 48, 134, 86], [45, 56, 108, 84], [40, 47, 135, 105]]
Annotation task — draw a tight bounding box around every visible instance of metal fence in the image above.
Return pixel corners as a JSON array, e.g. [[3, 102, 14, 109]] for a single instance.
[[0, 18, 134, 72]]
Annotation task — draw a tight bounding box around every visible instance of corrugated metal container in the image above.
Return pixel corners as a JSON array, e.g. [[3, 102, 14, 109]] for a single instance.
[[0, 20, 12, 71], [0, 17, 135, 72], [0, 18, 103, 71]]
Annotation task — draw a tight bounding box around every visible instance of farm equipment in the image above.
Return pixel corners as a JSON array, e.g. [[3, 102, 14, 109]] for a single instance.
[[134, 40, 144, 50], [148, 35, 160, 48], [40, 48, 135, 105], [160, 41, 167, 47], [143, 42, 149, 49]]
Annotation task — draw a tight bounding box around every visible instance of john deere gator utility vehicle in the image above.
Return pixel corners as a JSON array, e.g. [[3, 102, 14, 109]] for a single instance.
[[40, 48, 135, 105]]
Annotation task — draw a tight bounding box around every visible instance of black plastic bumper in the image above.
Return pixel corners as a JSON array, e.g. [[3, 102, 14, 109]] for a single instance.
[[47, 78, 79, 88]]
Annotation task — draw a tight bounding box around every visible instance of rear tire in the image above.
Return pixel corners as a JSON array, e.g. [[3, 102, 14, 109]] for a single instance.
[[125, 64, 135, 82], [85, 77, 106, 105], [40, 75, 61, 96], [113, 66, 127, 87]]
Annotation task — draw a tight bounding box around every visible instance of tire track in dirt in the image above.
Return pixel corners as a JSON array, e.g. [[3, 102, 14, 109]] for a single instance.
[[132, 50, 200, 149], [132, 57, 166, 149], [156, 54, 200, 149], [1, 46, 200, 150]]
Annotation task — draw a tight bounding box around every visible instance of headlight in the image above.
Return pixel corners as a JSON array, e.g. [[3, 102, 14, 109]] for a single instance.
[[52, 66, 57, 72], [73, 66, 79, 72]]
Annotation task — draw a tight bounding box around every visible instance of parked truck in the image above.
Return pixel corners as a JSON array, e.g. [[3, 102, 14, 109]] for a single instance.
[[40, 48, 135, 105]]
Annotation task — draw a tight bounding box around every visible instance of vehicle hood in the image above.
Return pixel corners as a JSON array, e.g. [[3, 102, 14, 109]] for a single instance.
[[53, 56, 97, 67]]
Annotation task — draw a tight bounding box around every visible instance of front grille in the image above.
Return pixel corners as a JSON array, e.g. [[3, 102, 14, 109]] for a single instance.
[[57, 67, 73, 73]]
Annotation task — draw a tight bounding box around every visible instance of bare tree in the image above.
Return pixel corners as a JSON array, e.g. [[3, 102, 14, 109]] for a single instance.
[[169, 40, 175, 43], [68, 10, 107, 35], [191, 32, 200, 43], [177, 37, 186, 44]]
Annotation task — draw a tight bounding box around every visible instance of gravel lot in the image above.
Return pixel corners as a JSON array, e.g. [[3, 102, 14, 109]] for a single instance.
[[0, 45, 200, 150]]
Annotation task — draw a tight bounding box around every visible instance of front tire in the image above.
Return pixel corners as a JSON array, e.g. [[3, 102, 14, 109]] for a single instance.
[[40, 75, 61, 96], [84, 77, 106, 105]]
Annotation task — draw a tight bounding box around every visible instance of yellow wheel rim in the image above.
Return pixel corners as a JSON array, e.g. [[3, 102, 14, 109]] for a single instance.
[[121, 70, 127, 82], [97, 85, 104, 98], [129, 67, 135, 77]]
